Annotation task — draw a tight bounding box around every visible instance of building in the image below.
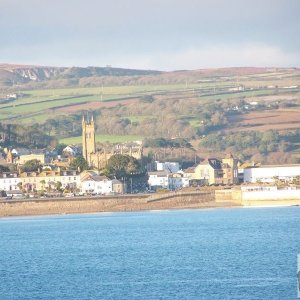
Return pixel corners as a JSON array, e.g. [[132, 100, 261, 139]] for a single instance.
[[148, 171, 189, 191], [62, 145, 80, 157], [0, 172, 21, 192], [155, 161, 180, 173], [112, 179, 126, 194], [82, 115, 143, 169], [6, 149, 14, 164], [148, 171, 170, 190], [19, 170, 80, 192], [194, 155, 238, 185], [81, 175, 113, 195], [169, 173, 189, 190], [244, 164, 300, 183]]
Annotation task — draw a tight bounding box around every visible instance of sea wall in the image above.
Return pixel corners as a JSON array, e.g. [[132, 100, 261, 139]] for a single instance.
[[0, 191, 225, 217], [242, 189, 300, 201], [215, 189, 242, 203], [215, 188, 300, 206]]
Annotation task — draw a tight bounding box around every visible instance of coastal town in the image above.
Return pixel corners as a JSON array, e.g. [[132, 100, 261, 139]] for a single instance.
[[0, 115, 299, 205]]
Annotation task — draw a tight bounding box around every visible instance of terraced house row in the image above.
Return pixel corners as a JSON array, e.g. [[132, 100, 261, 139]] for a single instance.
[[0, 170, 126, 196]]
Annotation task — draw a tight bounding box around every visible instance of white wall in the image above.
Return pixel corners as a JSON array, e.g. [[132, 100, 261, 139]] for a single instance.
[[148, 175, 169, 189], [242, 189, 300, 200], [244, 166, 300, 183], [81, 180, 112, 194], [0, 177, 21, 191]]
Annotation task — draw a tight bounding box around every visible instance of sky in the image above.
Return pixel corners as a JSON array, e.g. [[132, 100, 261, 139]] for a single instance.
[[1, 0, 300, 70]]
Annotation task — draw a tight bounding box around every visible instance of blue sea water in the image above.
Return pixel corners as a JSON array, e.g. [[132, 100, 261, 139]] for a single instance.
[[0, 207, 299, 300]]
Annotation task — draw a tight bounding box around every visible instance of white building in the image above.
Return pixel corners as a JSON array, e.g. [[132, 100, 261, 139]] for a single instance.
[[244, 164, 300, 183], [148, 171, 190, 190], [155, 161, 180, 173], [81, 175, 113, 195], [0, 172, 21, 192], [148, 171, 170, 190], [63, 145, 79, 157], [169, 173, 190, 190]]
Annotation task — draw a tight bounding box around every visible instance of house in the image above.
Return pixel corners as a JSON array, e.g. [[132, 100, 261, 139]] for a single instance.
[[169, 173, 189, 190], [148, 171, 170, 190], [0, 172, 21, 192], [62, 145, 80, 157], [19, 169, 80, 192], [194, 154, 238, 185], [181, 167, 195, 180], [244, 164, 300, 183], [81, 175, 113, 195], [112, 179, 126, 194], [148, 170, 190, 191]]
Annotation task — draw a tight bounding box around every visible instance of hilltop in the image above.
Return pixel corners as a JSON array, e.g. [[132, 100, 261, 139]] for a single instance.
[[0, 64, 161, 88], [0, 63, 295, 89]]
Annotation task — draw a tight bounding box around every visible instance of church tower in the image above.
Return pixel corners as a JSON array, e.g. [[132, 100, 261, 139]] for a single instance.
[[82, 115, 96, 165]]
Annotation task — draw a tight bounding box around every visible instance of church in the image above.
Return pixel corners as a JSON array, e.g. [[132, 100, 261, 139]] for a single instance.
[[82, 115, 143, 169]]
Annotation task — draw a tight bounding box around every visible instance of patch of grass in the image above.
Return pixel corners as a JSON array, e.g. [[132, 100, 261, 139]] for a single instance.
[[60, 134, 144, 145], [124, 116, 149, 122]]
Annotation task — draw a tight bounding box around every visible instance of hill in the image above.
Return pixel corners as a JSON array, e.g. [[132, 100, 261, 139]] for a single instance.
[[0, 64, 161, 88], [2, 64, 298, 89], [0, 63, 299, 165]]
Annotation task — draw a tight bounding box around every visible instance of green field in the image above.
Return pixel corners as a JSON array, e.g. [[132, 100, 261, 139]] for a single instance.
[[1, 78, 297, 124], [0, 84, 206, 123], [60, 134, 143, 145]]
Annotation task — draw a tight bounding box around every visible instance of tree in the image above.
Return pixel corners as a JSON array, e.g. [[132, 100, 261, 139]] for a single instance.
[[40, 180, 46, 191], [70, 156, 88, 171], [21, 159, 42, 172], [56, 143, 67, 155], [17, 182, 22, 191], [105, 154, 141, 179], [55, 181, 62, 192], [0, 165, 10, 172]]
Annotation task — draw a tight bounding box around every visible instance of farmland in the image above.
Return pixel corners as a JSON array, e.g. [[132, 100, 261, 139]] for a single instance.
[[1, 65, 300, 163], [228, 109, 300, 132]]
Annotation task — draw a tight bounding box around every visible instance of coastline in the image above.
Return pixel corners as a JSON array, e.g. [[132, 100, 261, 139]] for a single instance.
[[1, 191, 299, 218], [0, 191, 236, 218]]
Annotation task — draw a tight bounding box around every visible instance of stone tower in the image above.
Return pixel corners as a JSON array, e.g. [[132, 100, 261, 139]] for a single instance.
[[82, 115, 96, 165], [6, 149, 13, 164]]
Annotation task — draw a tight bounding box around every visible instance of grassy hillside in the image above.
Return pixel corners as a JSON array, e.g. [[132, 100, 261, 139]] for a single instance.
[[0, 65, 299, 164]]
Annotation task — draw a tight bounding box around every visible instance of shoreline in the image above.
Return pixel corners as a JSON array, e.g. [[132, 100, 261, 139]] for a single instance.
[[1, 191, 299, 218], [0, 204, 244, 219], [0, 192, 232, 218], [1, 203, 298, 220]]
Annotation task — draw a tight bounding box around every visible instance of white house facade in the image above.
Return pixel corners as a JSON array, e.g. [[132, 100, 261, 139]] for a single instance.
[[81, 175, 113, 195], [0, 172, 21, 192], [148, 171, 170, 190], [244, 165, 300, 183]]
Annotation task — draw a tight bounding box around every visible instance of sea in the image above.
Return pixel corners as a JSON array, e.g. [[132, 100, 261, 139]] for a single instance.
[[0, 206, 299, 300]]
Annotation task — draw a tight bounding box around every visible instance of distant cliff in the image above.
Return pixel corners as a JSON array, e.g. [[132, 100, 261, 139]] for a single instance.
[[0, 64, 161, 88], [0, 63, 284, 89]]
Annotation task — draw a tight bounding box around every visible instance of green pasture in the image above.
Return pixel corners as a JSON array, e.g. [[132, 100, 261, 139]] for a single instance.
[[1, 81, 299, 124], [60, 134, 143, 145], [0, 83, 206, 123]]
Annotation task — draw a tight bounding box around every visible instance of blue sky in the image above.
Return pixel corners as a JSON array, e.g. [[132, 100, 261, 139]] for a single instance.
[[1, 0, 299, 70]]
